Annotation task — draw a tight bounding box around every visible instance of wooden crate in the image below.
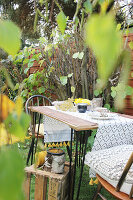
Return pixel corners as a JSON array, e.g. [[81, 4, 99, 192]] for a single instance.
[[24, 162, 73, 200]]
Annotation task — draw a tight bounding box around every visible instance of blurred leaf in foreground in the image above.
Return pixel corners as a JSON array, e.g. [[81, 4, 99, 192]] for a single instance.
[[0, 20, 21, 56], [15, 96, 23, 118], [0, 148, 25, 200], [0, 123, 20, 146], [85, 14, 122, 87], [0, 94, 15, 122], [4, 111, 30, 140]]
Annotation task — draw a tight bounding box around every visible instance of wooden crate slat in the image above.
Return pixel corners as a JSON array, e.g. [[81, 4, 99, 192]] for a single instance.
[[48, 178, 61, 200], [24, 172, 31, 200], [35, 174, 44, 200], [43, 177, 48, 200], [25, 165, 67, 180]]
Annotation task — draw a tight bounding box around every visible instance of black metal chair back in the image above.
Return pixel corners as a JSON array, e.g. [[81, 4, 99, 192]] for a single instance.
[[26, 95, 52, 165], [25, 94, 52, 114]]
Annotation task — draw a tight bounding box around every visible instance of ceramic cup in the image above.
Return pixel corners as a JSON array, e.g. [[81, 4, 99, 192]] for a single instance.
[[77, 103, 88, 113]]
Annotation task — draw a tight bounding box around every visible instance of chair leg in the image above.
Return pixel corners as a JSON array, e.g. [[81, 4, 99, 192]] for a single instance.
[[92, 182, 102, 200], [26, 138, 35, 165]]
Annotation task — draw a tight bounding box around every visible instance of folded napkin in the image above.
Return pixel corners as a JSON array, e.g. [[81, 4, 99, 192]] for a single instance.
[[43, 115, 71, 143]]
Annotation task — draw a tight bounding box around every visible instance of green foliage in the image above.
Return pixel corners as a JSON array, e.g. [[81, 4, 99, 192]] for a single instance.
[[60, 73, 73, 86], [83, 0, 92, 14], [0, 147, 25, 200], [16, 69, 51, 101], [4, 112, 30, 139], [85, 13, 122, 87], [60, 76, 68, 85], [94, 89, 102, 97], [111, 84, 133, 99], [88, 129, 97, 148], [56, 11, 67, 34], [0, 20, 21, 56], [72, 52, 84, 59], [129, 41, 133, 50]]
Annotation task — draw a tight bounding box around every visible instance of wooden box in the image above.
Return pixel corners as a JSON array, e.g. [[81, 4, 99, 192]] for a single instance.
[[24, 162, 73, 200]]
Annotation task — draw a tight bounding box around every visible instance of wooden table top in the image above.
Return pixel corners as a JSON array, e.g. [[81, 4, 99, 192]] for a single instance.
[[29, 106, 98, 131]]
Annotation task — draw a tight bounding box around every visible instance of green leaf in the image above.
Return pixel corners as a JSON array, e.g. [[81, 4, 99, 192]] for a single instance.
[[71, 86, 75, 93], [111, 86, 115, 91], [68, 73, 73, 78], [125, 29, 129, 36], [0, 20, 21, 56], [28, 61, 34, 68], [39, 0, 44, 6], [78, 52, 84, 59], [84, 0, 92, 14], [60, 76, 68, 85], [21, 89, 28, 97], [98, 0, 105, 4], [94, 89, 100, 97], [39, 59, 45, 67], [0, 148, 24, 200], [104, 103, 110, 110], [125, 85, 133, 96], [24, 67, 29, 74], [56, 11, 67, 34], [19, 112, 31, 134], [111, 90, 117, 98], [129, 41, 133, 50], [4, 112, 30, 139], [88, 130, 96, 148], [72, 52, 79, 59], [85, 14, 122, 87], [116, 24, 121, 31], [13, 83, 19, 91], [38, 87, 45, 93]]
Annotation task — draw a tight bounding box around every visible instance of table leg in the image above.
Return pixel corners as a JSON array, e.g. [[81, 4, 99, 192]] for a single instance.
[[76, 130, 90, 200], [69, 128, 74, 200], [71, 131, 79, 200]]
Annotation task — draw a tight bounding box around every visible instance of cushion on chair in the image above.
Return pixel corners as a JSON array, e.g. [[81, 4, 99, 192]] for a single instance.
[[28, 124, 44, 136], [85, 145, 133, 195]]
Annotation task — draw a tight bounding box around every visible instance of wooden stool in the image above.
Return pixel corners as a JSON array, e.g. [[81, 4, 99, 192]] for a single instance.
[[24, 162, 73, 200]]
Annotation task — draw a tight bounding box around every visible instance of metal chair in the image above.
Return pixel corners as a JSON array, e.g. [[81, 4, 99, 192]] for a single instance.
[[25, 95, 52, 165], [85, 145, 133, 200]]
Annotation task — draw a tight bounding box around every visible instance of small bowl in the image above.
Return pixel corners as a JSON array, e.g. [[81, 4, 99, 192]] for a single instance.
[[77, 103, 88, 113]]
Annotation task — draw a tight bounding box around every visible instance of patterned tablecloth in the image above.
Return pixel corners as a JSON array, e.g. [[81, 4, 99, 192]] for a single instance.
[[43, 107, 133, 150], [44, 107, 133, 177]]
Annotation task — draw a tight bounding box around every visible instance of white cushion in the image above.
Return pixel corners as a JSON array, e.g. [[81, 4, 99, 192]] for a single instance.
[[28, 124, 44, 136], [85, 145, 133, 195]]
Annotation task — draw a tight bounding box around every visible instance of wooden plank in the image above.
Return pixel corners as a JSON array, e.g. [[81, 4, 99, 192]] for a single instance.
[[25, 162, 71, 181], [43, 177, 48, 200], [29, 106, 98, 131], [48, 178, 61, 200], [24, 172, 31, 200], [25, 165, 68, 181], [35, 174, 44, 200]]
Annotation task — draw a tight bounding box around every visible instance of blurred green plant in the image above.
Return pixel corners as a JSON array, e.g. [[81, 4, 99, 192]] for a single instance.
[[0, 19, 30, 200], [84, 1, 131, 110]]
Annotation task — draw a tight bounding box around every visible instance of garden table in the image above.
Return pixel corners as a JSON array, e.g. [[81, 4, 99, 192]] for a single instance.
[[28, 106, 98, 200], [28, 106, 133, 199]]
